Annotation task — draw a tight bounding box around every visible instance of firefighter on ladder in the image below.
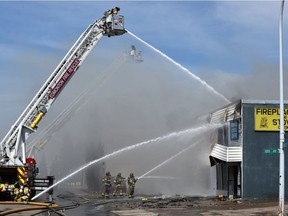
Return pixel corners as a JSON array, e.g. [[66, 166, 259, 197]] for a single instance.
[[102, 171, 112, 198], [113, 172, 125, 197], [103, 6, 120, 35], [104, 6, 120, 18], [127, 172, 137, 198]]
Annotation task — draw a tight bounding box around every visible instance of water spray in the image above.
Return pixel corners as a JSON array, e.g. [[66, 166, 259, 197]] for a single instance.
[[127, 30, 230, 104], [31, 123, 220, 200], [138, 142, 197, 180]]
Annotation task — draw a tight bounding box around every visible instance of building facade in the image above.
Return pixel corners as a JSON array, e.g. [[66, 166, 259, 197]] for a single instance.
[[209, 99, 288, 199]]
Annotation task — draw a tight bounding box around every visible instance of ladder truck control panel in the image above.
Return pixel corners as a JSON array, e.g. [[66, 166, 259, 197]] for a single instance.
[[0, 7, 126, 201]]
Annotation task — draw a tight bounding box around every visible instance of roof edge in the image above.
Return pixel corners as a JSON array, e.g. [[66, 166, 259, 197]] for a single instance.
[[241, 99, 288, 104]]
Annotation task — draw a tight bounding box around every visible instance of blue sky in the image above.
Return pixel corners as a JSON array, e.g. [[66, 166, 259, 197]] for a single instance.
[[0, 1, 286, 136], [0, 1, 282, 72]]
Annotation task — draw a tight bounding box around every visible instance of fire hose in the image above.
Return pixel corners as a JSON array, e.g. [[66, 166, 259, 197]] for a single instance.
[[0, 201, 59, 215]]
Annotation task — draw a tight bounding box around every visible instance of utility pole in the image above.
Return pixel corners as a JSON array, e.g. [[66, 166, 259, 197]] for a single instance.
[[279, 0, 285, 215]]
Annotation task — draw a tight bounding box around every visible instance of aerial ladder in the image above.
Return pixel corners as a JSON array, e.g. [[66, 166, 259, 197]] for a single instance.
[[27, 51, 128, 157], [0, 7, 126, 200]]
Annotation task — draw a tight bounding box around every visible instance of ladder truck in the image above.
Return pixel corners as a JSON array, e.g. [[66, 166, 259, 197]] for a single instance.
[[0, 7, 126, 201]]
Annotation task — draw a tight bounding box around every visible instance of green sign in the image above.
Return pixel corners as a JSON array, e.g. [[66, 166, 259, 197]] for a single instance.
[[264, 149, 280, 154]]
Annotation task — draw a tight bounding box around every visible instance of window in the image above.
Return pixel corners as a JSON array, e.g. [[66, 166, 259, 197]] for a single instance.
[[230, 120, 239, 141]]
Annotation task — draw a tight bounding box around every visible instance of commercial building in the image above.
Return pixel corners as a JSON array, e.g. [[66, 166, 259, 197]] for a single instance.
[[209, 99, 288, 199]]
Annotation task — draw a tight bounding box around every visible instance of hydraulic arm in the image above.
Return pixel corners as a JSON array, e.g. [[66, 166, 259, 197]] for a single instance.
[[0, 7, 126, 166]]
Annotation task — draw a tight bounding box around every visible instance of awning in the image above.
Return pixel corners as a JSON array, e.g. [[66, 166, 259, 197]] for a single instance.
[[209, 143, 242, 166]]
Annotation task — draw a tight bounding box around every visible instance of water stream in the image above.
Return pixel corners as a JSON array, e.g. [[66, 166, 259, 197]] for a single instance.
[[138, 141, 198, 180], [127, 30, 230, 104]]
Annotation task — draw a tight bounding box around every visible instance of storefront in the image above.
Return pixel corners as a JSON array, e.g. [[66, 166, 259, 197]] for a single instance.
[[209, 99, 288, 199]]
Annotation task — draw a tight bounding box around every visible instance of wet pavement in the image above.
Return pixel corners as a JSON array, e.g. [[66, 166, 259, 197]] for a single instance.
[[47, 188, 288, 216], [2, 188, 288, 215]]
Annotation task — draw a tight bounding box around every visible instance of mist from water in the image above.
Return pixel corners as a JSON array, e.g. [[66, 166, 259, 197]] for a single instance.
[[32, 123, 220, 200], [30, 31, 233, 197], [27, 53, 127, 156], [140, 176, 177, 180]]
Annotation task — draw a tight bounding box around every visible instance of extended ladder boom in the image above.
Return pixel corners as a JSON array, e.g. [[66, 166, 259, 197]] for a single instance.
[[0, 7, 126, 165]]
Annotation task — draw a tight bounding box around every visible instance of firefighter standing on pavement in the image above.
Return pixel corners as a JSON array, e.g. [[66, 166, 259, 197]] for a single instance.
[[12, 183, 31, 202], [102, 171, 112, 198], [113, 172, 125, 197], [127, 172, 137, 198], [21, 185, 31, 202], [13, 188, 21, 201]]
